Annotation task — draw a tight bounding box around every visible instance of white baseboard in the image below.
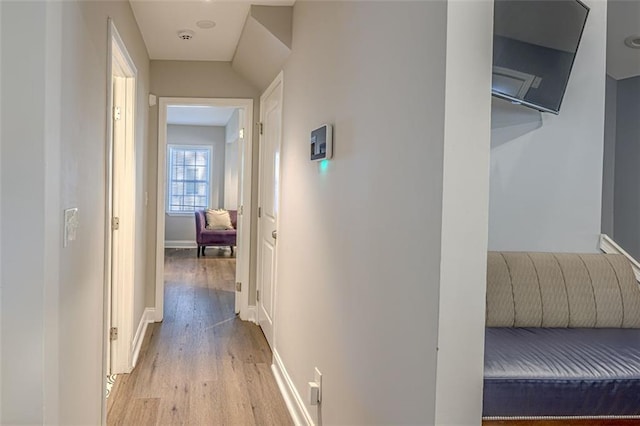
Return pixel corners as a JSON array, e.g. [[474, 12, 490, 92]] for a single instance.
[[154, 308, 164, 322], [246, 305, 257, 324], [164, 240, 197, 249], [272, 349, 314, 426], [131, 308, 155, 368]]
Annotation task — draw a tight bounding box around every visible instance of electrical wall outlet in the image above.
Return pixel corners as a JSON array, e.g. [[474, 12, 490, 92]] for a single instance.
[[308, 382, 320, 406]]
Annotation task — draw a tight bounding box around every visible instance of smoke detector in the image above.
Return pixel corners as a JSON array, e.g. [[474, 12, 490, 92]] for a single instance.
[[624, 35, 640, 49], [177, 30, 195, 41]]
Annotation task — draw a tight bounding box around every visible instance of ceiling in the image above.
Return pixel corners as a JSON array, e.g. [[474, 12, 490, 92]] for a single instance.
[[608, 0, 640, 80], [130, 0, 639, 78], [167, 105, 236, 126], [129, 0, 294, 61]]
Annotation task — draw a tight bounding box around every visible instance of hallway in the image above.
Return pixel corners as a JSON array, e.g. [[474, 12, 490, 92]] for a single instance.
[[107, 249, 292, 425]]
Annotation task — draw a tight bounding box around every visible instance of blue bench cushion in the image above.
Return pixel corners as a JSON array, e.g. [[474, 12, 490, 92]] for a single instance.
[[484, 327, 640, 417]]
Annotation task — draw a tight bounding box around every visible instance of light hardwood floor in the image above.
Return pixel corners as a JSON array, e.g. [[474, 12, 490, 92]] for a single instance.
[[107, 248, 293, 425]]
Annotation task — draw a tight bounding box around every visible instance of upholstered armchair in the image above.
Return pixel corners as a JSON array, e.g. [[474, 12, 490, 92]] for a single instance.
[[194, 210, 237, 257]]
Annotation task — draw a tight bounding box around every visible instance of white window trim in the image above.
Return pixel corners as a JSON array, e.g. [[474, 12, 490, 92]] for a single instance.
[[165, 144, 214, 215]]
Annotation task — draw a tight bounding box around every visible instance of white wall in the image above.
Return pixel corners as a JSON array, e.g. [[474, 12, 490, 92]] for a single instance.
[[44, 3, 63, 422], [61, 3, 150, 423], [613, 76, 640, 259], [602, 75, 617, 237], [164, 124, 226, 244], [435, 1, 493, 423], [1, 3, 48, 422], [65, 2, 150, 422], [225, 108, 240, 144], [1, 1, 150, 423], [231, 6, 292, 92], [488, 0, 607, 253], [224, 108, 240, 209], [274, 1, 490, 424]]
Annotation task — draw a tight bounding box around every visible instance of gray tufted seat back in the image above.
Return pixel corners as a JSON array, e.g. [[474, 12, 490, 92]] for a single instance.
[[486, 252, 640, 328]]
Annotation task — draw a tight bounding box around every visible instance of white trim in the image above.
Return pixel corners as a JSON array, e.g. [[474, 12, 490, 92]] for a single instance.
[[236, 106, 253, 318], [156, 97, 254, 324], [110, 24, 137, 76], [131, 308, 156, 368], [272, 349, 314, 426], [600, 234, 640, 282], [104, 18, 115, 378], [246, 305, 258, 324], [164, 240, 197, 249], [155, 102, 168, 322]]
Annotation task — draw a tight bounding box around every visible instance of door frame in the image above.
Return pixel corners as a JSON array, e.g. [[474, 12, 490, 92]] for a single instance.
[[155, 97, 254, 322], [256, 71, 284, 349], [104, 19, 137, 377]]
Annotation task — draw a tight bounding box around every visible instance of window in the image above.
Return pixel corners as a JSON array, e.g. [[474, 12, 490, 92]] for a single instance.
[[167, 145, 212, 213]]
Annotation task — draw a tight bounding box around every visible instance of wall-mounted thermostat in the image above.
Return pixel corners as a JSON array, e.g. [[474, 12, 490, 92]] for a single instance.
[[310, 124, 333, 161]]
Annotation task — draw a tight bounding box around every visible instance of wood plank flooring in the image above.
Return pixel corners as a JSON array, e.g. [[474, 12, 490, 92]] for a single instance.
[[107, 248, 292, 426]]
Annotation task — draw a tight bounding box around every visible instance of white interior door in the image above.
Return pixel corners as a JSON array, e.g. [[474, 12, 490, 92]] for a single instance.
[[110, 76, 125, 372], [111, 72, 138, 374], [107, 22, 137, 375], [257, 72, 283, 349]]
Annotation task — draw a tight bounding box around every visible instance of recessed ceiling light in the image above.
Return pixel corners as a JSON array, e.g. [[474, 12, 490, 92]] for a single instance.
[[177, 30, 195, 41], [196, 20, 216, 29], [624, 35, 640, 49]]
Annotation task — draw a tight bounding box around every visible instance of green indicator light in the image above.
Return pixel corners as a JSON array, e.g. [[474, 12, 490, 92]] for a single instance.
[[319, 159, 329, 172]]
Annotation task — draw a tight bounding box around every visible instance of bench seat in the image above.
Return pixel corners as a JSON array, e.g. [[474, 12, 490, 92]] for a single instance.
[[484, 327, 640, 417], [484, 251, 640, 419]]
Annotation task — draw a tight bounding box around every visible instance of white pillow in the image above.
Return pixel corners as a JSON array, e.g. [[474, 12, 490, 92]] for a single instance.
[[205, 209, 233, 230]]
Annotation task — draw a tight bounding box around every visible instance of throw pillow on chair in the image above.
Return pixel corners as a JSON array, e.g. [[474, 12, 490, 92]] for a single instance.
[[205, 209, 233, 230]]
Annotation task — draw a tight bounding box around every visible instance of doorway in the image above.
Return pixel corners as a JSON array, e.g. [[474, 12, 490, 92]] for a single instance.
[[105, 19, 137, 378], [155, 98, 254, 322]]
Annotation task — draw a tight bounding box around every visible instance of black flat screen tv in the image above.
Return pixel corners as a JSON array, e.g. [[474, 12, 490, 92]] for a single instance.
[[492, 0, 590, 114]]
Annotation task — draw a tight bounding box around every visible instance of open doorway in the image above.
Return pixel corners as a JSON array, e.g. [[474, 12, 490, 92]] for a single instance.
[[154, 98, 254, 322]]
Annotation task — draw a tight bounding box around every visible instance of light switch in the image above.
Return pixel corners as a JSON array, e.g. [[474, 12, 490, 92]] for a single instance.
[[64, 208, 79, 248]]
